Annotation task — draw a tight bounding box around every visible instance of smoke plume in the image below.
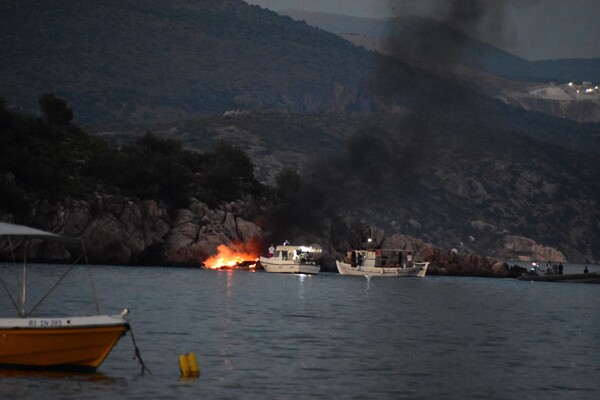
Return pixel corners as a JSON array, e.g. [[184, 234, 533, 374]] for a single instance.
[[384, 0, 509, 68], [264, 0, 512, 249]]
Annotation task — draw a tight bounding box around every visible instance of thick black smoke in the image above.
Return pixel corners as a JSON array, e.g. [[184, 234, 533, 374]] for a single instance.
[[384, 0, 508, 68], [265, 0, 510, 248], [264, 119, 425, 247]]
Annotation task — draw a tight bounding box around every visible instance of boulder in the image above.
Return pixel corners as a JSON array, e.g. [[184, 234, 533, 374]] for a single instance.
[[502, 235, 567, 262]]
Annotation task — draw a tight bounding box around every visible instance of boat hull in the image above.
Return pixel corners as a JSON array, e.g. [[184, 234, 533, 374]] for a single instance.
[[0, 316, 129, 371], [517, 272, 600, 284], [259, 257, 320, 274], [336, 260, 428, 277]]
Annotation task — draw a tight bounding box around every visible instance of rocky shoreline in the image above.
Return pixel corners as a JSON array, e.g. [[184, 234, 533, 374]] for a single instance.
[[0, 195, 573, 278]]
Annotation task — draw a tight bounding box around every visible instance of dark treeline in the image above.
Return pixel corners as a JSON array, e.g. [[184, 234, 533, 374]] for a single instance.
[[0, 95, 274, 218]]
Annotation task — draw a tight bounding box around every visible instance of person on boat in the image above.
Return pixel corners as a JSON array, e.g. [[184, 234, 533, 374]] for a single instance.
[[397, 251, 403, 268], [292, 250, 300, 263], [584, 265, 589, 273], [351, 250, 357, 267], [268, 244, 275, 258], [558, 262, 563, 275], [406, 252, 413, 268]]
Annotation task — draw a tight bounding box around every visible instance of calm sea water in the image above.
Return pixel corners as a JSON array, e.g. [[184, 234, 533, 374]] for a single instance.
[[1, 264, 599, 400]]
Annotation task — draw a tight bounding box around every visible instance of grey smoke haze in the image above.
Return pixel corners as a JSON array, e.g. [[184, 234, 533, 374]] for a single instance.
[[385, 0, 508, 67], [248, 0, 600, 60]]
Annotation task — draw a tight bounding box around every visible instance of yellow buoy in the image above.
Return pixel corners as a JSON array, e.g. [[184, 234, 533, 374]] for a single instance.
[[178, 354, 191, 376], [187, 352, 200, 376], [179, 352, 200, 377]]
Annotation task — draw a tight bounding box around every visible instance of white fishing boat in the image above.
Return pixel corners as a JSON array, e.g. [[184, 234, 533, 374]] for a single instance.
[[0, 222, 130, 371], [336, 249, 428, 277], [259, 244, 321, 274]]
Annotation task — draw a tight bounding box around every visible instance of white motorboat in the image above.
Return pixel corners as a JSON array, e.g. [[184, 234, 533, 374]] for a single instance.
[[259, 244, 321, 274], [336, 249, 428, 277]]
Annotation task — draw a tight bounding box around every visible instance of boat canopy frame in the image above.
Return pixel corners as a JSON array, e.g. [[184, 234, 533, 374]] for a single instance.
[[0, 222, 100, 318]]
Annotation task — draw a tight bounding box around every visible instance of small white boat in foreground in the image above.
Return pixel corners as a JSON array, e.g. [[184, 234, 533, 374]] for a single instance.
[[259, 244, 321, 274], [0, 222, 130, 371], [336, 249, 428, 277]]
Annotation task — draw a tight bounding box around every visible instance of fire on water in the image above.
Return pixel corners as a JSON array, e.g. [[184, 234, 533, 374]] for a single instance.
[[203, 242, 260, 270]]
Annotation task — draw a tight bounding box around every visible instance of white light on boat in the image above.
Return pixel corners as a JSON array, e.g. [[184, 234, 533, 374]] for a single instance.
[[299, 246, 320, 253]]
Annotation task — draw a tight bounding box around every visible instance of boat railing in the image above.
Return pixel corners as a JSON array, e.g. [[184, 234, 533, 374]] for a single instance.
[[293, 254, 317, 264]]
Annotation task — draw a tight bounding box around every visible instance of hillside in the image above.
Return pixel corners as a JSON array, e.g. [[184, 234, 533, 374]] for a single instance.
[[281, 10, 600, 123], [0, 0, 385, 124], [1, 0, 599, 262], [99, 108, 600, 263], [281, 10, 600, 83]]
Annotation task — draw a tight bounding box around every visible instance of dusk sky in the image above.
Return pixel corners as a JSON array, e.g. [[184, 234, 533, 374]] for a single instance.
[[246, 0, 600, 61]]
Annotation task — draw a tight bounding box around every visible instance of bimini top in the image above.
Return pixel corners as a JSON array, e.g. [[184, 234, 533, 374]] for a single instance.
[[0, 222, 78, 244]]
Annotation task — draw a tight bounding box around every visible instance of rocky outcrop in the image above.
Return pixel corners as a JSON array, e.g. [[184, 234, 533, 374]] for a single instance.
[[1, 195, 573, 277], [5, 196, 264, 266], [163, 199, 263, 265], [380, 234, 508, 277], [44, 196, 169, 264], [500, 235, 567, 263], [498, 84, 600, 123], [499, 95, 600, 123]]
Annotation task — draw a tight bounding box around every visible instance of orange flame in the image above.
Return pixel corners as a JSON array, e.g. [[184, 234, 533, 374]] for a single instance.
[[203, 240, 261, 270]]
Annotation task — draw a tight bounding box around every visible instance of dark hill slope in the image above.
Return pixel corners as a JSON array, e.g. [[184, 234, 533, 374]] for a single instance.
[[1, 0, 386, 124], [109, 108, 600, 263], [2, 1, 599, 262], [281, 10, 600, 83], [1, 0, 598, 152]]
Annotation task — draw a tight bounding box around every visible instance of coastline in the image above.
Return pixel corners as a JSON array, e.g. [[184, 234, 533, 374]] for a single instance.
[[508, 261, 600, 274]]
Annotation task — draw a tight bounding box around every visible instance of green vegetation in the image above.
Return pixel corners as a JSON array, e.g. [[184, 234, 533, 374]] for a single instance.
[[0, 96, 265, 216], [0, 0, 378, 124]]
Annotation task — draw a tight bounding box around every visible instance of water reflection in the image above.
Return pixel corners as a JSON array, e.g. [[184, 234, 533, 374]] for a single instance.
[[226, 269, 234, 301], [0, 368, 121, 383], [2, 267, 598, 400], [364, 275, 371, 299], [297, 273, 306, 299]]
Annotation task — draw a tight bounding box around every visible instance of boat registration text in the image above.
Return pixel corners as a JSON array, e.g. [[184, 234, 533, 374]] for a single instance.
[[28, 319, 63, 327]]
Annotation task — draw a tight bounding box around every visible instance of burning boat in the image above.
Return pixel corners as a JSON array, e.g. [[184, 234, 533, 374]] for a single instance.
[[203, 243, 260, 271], [259, 244, 321, 275]]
